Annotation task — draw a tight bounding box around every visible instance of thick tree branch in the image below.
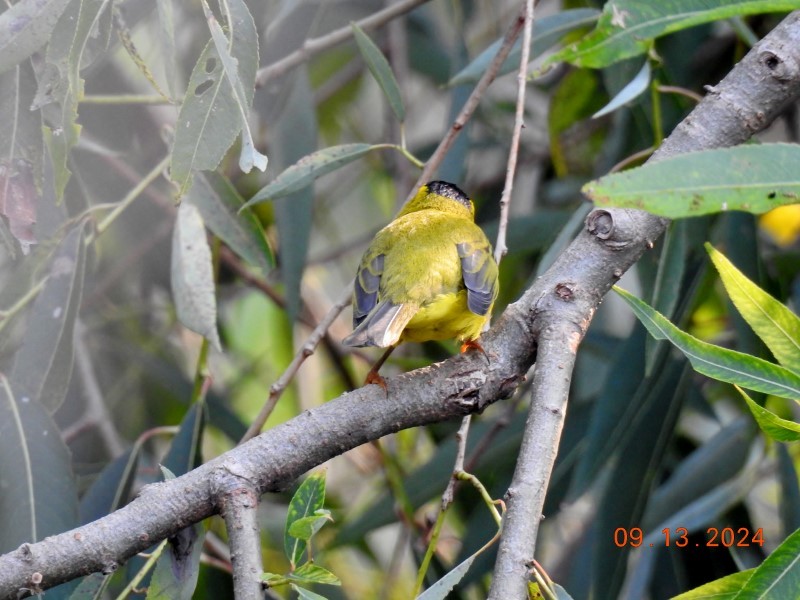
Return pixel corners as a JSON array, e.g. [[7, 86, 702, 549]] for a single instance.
[[219, 483, 263, 600], [1, 11, 799, 600], [488, 10, 800, 598]]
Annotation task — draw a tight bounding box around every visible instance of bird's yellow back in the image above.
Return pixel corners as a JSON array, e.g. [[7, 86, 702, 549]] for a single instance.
[[343, 181, 498, 349]]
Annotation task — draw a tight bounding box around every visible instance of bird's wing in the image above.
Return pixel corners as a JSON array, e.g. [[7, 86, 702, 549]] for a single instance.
[[352, 253, 384, 327], [457, 240, 498, 316]]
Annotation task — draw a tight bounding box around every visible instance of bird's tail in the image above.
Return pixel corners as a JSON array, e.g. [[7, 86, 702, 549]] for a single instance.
[[342, 300, 417, 348]]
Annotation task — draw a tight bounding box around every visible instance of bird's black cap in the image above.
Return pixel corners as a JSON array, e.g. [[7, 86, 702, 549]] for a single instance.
[[426, 181, 472, 210]]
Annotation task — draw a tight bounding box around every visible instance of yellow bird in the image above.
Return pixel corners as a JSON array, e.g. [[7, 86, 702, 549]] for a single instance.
[[343, 181, 499, 386]]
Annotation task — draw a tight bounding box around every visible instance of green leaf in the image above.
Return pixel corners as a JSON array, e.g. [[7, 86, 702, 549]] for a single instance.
[[169, 0, 258, 198], [671, 569, 755, 599], [0, 61, 44, 256], [145, 523, 205, 600], [706, 243, 800, 374], [188, 172, 274, 277], [613, 286, 800, 401], [449, 9, 600, 86], [287, 510, 332, 541], [285, 471, 326, 567], [0, 0, 72, 75], [290, 563, 341, 586], [0, 375, 77, 554], [291, 585, 329, 600], [200, 0, 266, 174], [171, 202, 221, 351], [351, 23, 405, 122], [737, 387, 800, 442], [592, 59, 650, 119], [731, 526, 800, 599], [10, 221, 88, 413], [33, 0, 112, 200], [584, 144, 800, 218], [418, 553, 478, 600], [243, 143, 373, 208], [547, 0, 800, 69]]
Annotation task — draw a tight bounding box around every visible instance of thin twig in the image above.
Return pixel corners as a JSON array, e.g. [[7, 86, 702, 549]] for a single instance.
[[411, 4, 527, 195], [656, 84, 703, 103], [494, 0, 536, 264], [255, 0, 431, 87], [238, 287, 353, 443]]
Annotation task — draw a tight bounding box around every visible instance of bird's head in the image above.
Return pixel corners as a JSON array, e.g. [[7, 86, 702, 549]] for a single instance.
[[398, 180, 475, 219]]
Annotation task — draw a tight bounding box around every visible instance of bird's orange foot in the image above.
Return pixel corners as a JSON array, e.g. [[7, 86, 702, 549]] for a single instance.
[[365, 370, 388, 391], [460, 339, 487, 356]]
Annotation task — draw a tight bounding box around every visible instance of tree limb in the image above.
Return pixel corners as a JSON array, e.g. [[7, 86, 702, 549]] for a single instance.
[[488, 10, 800, 598]]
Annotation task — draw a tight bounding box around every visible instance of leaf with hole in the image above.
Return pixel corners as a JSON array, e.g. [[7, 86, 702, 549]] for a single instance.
[[170, 0, 259, 198], [201, 0, 266, 174]]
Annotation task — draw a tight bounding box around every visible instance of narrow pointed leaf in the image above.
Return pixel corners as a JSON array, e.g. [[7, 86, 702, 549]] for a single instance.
[[291, 585, 329, 600], [672, 570, 755, 599], [0, 0, 72, 75], [547, 0, 800, 68], [188, 172, 273, 277], [707, 243, 800, 373], [351, 23, 405, 122], [244, 143, 373, 208], [584, 144, 800, 218], [0, 376, 77, 553], [171, 202, 221, 351], [731, 526, 800, 599], [170, 0, 258, 197], [592, 60, 650, 118], [201, 0, 266, 174], [11, 221, 88, 412], [418, 553, 478, 600], [737, 387, 800, 442], [449, 9, 600, 86], [614, 286, 800, 401], [285, 471, 326, 567]]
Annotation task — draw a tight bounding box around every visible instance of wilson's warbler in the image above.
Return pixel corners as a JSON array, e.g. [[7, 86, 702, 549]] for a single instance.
[[343, 181, 499, 386]]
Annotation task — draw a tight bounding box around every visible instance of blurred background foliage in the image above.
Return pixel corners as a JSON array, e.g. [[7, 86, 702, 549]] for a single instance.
[[1, 0, 799, 598]]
